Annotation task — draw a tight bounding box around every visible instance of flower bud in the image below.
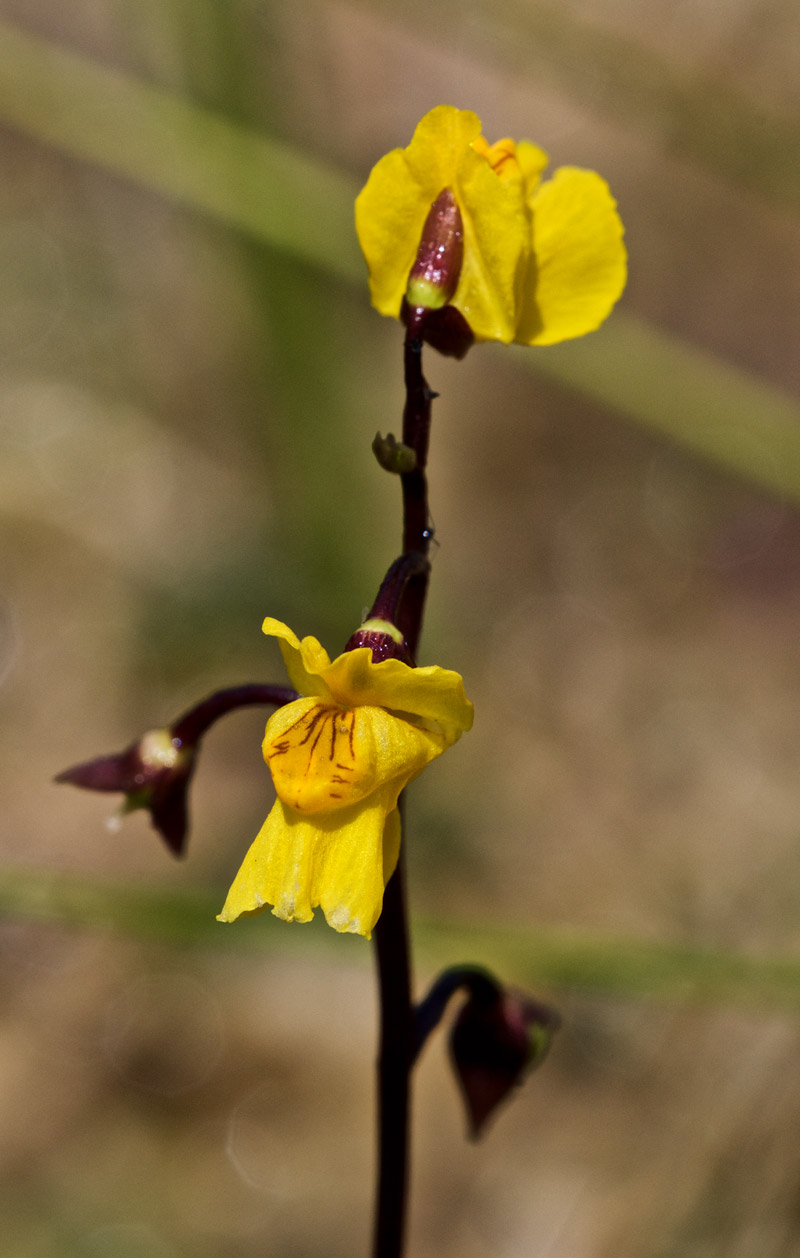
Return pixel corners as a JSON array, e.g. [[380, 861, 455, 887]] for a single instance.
[[405, 188, 464, 311], [372, 431, 418, 475], [408, 304, 475, 360], [344, 617, 414, 665], [450, 988, 560, 1138], [56, 727, 196, 856]]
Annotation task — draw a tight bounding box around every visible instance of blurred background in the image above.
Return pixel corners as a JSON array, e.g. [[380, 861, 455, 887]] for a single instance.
[[2, 1, 800, 1255]]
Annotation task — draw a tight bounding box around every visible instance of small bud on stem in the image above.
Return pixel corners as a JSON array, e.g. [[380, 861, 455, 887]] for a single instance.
[[405, 188, 464, 311], [372, 432, 418, 474]]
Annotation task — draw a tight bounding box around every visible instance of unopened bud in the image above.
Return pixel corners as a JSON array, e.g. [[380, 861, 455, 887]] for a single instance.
[[372, 432, 418, 474], [344, 617, 413, 665], [56, 726, 196, 856], [451, 988, 560, 1138], [406, 188, 464, 310], [410, 304, 475, 360]]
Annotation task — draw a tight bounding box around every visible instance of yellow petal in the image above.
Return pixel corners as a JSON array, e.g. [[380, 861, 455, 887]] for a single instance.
[[320, 648, 474, 742], [217, 785, 403, 938], [450, 144, 529, 343], [262, 617, 333, 700], [516, 140, 549, 195], [262, 697, 452, 814], [355, 106, 482, 320], [515, 167, 627, 346]]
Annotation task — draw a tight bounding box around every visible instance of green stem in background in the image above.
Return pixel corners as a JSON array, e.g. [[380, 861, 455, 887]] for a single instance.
[[371, 326, 435, 1258]]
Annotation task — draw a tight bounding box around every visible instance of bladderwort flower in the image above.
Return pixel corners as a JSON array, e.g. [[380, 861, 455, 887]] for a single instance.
[[217, 617, 473, 938], [355, 104, 626, 356]]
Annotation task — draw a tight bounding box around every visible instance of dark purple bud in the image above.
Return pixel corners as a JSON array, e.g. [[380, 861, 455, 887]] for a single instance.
[[344, 618, 415, 665], [402, 301, 475, 360], [406, 188, 464, 311], [451, 988, 560, 1139], [55, 684, 298, 857], [345, 553, 431, 664], [56, 727, 196, 856]]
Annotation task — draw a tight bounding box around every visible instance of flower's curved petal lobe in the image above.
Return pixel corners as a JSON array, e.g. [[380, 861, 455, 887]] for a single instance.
[[262, 617, 332, 700], [321, 648, 474, 741], [263, 698, 453, 814], [217, 785, 402, 938], [451, 147, 529, 344], [355, 106, 482, 320], [516, 140, 549, 195], [516, 168, 627, 346]]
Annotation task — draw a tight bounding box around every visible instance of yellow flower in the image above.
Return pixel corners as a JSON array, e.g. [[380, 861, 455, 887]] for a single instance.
[[217, 618, 473, 938], [355, 105, 626, 347]]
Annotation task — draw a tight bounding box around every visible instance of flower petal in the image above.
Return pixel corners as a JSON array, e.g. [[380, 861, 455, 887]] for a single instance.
[[262, 696, 453, 814], [216, 785, 403, 938], [355, 106, 482, 320], [516, 140, 549, 195], [320, 648, 474, 742], [450, 145, 529, 343], [515, 167, 627, 346], [262, 617, 333, 700]]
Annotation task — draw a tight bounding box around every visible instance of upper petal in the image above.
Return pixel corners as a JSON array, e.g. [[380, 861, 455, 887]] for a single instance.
[[262, 617, 333, 700], [515, 167, 627, 346], [321, 647, 474, 742], [355, 106, 482, 320]]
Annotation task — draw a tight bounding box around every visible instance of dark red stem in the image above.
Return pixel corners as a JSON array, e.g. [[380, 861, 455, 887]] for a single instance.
[[371, 817, 413, 1258], [367, 552, 430, 633], [371, 322, 437, 1258], [412, 967, 501, 1063], [396, 318, 436, 659], [171, 684, 297, 745]]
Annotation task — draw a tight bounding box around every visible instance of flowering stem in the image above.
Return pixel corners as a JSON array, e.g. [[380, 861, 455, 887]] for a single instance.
[[371, 321, 436, 1258], [396, 316, 435, 659], [171, 683, 297, 744], [367, 552, 430, 629], [372, 831, 412, 1258]]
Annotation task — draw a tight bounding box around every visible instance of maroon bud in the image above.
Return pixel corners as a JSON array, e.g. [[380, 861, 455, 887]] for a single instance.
[[344, 618, 414, 665], [56, 728, 196, 856], [451, 988, 560, 1138], [406, 303, 475, 360], [55, 684, 297, 857], [406, 188, 464, 310]]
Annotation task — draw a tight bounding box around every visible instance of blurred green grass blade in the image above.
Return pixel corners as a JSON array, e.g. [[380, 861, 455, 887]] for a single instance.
[[0, 17, 362, 282], [1, 19, 800, 502], [528, 315, 800, 501], [3, 867, 800, 1012], [416, 918, 800, 1013]]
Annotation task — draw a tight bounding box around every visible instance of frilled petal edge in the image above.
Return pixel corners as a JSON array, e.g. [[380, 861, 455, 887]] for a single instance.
[[216, 785, 402, 938]]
